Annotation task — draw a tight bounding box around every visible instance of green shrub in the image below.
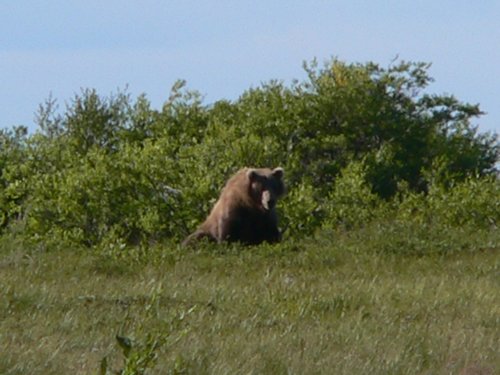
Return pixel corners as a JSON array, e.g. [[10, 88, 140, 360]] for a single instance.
[[394, 176, 499, 229], [428, 176, 499, 228], [1, 58, 498, 248], [281, 181, 323, 238], [0, 127, 29, 232], [26, 142, 185, 246], [323, 160, 383, 230]]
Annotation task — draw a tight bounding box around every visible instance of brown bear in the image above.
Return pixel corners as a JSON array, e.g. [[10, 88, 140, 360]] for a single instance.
[[182, 167, 285, 246]]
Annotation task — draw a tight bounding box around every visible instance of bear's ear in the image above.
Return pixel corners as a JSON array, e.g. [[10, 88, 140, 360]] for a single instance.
[[272, 167, 284, 179], [247, 169, 259, 182]]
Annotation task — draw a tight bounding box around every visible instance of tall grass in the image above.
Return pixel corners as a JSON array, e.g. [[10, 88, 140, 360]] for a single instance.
[[1, 222, 498, 374]]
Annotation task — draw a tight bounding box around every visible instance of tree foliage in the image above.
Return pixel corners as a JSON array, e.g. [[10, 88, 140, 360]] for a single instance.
[[0, 58, 498, 247]]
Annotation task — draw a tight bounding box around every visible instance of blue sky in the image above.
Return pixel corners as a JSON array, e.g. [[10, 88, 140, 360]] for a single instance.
[[2, 1, 500, 134]]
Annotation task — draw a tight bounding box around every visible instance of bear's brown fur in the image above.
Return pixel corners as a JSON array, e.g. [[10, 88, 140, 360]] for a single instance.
[[183, 167, 285, 246]]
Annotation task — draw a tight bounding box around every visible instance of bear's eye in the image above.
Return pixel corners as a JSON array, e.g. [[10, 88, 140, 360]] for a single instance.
[[251, 181, 264, 194], [266, 179, 277, 189]]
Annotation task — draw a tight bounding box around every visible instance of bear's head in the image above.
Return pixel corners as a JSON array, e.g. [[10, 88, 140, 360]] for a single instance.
[[247, 167, 285, 211]]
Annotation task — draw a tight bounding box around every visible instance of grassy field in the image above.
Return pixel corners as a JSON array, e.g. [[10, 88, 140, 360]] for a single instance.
[[1, 224, 499, 374]]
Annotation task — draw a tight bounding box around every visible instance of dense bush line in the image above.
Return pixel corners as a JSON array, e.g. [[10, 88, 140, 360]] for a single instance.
[[0, 59, 498, 248]]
